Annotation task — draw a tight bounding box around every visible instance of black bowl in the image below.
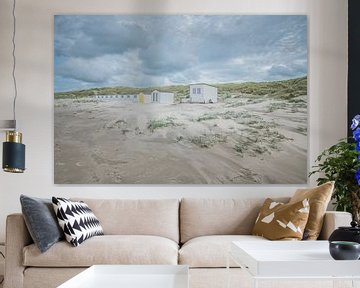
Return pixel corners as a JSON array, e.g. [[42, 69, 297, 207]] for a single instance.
[[329, 241, 360, 260]]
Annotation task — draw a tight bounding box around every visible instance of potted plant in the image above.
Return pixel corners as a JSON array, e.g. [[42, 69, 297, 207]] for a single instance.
[[310, 115, 360, 222]]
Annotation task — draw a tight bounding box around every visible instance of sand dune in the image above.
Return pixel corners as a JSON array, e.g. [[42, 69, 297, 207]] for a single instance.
[[54, 95, 307, 184]]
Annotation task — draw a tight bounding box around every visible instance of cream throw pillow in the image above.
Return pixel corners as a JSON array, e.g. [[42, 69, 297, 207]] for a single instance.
[[289, 181, 334, 240], [252, 198, 310, 240]]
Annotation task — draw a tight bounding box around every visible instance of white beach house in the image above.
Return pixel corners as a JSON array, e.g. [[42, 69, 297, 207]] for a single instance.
[[151, 90, 175, 104], [190, 84, 218, 103]]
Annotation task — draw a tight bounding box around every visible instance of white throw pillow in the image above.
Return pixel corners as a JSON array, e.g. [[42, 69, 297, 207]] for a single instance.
[[52, 197, 103, 247]]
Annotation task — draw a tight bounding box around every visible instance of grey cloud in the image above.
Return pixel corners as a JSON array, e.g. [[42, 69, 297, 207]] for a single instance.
[[55, 16, 150, 58], [56, 57, 116, 83], [55, 15, 307, 92], [268, 63, 307, 79]]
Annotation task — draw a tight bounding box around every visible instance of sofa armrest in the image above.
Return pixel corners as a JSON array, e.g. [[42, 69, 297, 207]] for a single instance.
[[318, 211, 352, 240], [4, 213, 33, 288]]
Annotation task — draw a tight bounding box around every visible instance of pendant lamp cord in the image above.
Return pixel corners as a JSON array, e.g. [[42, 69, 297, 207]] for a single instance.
[[11, 0, 18, 129]]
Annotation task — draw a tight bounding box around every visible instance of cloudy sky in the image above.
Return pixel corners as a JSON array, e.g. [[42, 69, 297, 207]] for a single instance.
[[54, 15, 307, 92]]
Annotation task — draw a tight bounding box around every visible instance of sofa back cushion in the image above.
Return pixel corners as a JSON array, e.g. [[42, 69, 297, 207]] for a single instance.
[[72, 198, 179, 243], [180, 198, 289, 243]]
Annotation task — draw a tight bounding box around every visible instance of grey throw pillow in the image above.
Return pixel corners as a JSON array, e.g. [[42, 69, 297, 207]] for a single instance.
[[20, 195, 64, 253]]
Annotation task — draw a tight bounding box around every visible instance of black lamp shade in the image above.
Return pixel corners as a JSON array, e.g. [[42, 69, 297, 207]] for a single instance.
[[3, 141, 25, 173]]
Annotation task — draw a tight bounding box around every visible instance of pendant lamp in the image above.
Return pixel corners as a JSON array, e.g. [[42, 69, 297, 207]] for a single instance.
[[1, 0, 26, 173]]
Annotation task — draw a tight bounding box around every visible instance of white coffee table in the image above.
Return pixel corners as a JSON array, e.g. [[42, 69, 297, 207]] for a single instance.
[[58, 265, 189, 288], [228, 241, 360, 288]]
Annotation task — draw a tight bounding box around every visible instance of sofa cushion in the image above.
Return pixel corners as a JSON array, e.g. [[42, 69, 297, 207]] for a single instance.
[[52, 197, 104, 247], [290, 181, 334, 240], [179, 235, 267, 268], [72, 198, 179, 243], [180, 198, 289, 243], [24, 268, 86, 288], [20, 195, 64, 253], [252, 198, 310, 240], [23, 235, 178, 267]]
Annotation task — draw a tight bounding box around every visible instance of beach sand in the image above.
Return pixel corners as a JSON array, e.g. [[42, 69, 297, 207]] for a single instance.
[[54, 95, 307, 184]]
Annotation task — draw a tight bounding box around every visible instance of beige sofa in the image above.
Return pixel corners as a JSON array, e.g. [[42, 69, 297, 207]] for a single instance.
[[4, 198, 352, 288]]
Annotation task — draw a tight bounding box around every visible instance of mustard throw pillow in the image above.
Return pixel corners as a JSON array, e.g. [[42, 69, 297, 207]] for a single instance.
[[252, 198, 310, 240], [289, 181, 334, 240]]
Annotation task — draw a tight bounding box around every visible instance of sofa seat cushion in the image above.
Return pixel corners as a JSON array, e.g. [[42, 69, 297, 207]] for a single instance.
[[23, 235, 178, 267], [179, 235, 267, 268]]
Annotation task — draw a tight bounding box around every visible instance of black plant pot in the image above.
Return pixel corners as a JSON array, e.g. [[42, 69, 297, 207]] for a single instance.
[[328, 221, 360, 244], [329, 241, 360, 260]]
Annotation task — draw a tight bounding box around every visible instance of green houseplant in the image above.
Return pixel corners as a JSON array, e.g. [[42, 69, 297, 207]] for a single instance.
[[310, 115, 360, 222]]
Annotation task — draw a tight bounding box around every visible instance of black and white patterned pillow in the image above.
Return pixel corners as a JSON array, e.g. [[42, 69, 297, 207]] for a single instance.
[[52, 197, 104, 247]]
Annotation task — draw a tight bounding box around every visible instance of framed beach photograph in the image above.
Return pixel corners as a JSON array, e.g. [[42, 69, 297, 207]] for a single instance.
[[54, 15, 308, 184]]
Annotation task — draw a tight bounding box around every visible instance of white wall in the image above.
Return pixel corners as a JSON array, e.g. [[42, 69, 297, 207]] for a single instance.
[[0, 0, 348, 242]]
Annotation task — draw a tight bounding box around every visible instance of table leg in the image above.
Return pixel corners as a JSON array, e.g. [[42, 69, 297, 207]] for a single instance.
[[332, 279, 352, 288], [352, 279, 360, 288], [252, 278, 258, 288]]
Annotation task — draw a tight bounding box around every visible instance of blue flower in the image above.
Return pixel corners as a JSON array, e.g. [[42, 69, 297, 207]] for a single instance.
[[352, 115, 360, 130], [356, 167, 360, 186], [353, 128, 360, 142], [351, 115, 360, 186]]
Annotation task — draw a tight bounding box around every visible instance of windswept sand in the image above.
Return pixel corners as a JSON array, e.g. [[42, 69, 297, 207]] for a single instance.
[[54, 96, 307, 184]]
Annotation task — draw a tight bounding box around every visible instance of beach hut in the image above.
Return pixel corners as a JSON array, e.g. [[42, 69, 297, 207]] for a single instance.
[[138, 93, 152, 104], [151, 90, 175, 104], [95, 95, 112, 100], [190, 84, 218, 103]]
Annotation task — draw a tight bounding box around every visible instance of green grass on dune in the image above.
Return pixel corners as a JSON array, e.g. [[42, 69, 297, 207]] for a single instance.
[[54, 76, 307, 101]]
